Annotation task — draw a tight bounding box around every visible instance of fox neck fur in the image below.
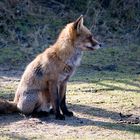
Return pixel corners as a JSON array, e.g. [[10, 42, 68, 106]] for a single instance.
[[53, 23, 82, 66]]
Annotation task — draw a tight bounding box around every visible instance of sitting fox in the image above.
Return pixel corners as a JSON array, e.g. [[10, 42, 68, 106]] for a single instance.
[[0, 15, 102, 120]]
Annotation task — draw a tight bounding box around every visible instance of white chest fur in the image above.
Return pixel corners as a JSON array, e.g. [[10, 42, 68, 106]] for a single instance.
[[59, 48, 83, 82], [67, 48, 83, 67]]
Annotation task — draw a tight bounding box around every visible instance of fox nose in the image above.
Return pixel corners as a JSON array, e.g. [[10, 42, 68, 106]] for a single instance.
[[98, 43, 104, 48], [99, 43, 103, 47]]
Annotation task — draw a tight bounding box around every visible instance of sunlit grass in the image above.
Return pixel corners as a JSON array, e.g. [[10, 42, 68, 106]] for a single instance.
[[0, 45, 140, 139], [68, 71, 140, 110]]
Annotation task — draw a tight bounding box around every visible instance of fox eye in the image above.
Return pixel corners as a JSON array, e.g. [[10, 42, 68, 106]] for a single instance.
[[87, 35, 92, 40]]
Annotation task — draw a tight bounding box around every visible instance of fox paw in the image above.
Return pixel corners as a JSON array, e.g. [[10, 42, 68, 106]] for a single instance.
[[49, 108, 54, 114], [63, 110, 73, 117], [55, 114, 65, 120]]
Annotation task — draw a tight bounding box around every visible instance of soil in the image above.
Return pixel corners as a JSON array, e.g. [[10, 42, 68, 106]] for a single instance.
[[0, 69, 140, 140]]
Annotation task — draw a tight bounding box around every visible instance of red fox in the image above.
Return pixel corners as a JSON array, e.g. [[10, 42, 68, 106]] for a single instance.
[[0, 15, 102, 120]]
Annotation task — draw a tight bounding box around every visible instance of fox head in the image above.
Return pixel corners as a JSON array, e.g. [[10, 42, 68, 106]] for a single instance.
[[55, 15, 102, 55], [72, 15, 102, 51]]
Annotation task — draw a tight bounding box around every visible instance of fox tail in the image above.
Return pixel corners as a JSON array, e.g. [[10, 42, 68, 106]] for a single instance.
[[0, 99, 19, 114]]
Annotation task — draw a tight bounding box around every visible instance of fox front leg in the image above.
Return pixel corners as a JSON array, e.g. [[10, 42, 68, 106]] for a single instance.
[[59, 82, 73, 117], [49, 81, 65, 120]]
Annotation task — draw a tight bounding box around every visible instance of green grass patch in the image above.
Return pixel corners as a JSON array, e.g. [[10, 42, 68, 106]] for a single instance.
[[0, 44, 140, 139], [82, 44, 140, 74], [0, 47, 27, 67]]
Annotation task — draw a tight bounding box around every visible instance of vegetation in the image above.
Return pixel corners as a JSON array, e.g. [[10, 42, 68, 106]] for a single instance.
[[0, 44, 140, 140], [0, 1, 139, 139], [0, 0, 139, 66]]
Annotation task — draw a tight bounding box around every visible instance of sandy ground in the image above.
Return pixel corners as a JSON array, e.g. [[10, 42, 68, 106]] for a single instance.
[[0, 69, 140, 140]]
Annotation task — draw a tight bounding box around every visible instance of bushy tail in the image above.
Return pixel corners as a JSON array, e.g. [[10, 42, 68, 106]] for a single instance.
[[0, 99, 19, 114]]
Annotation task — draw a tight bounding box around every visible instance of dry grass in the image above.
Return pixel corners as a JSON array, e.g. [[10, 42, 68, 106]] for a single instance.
[[0, 45, 140, 140], [0, 72, 140, 140]]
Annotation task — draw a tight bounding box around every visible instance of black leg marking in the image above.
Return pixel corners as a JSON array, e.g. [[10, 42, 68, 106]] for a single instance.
[[49, 108, 54, 114], [60, 95, 73, 117], [49, 81, 65, 120], [59, 83, 73, 117]]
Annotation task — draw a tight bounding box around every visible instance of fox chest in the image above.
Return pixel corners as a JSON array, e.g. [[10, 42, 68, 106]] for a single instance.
[[58, 51, 83, 82]]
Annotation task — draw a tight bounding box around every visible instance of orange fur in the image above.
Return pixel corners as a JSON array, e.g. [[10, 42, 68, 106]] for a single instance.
[[0, 16, 101, 119]]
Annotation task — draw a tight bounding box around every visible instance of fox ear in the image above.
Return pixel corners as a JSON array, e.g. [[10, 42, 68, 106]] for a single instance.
[[74, 15, 84, 33]]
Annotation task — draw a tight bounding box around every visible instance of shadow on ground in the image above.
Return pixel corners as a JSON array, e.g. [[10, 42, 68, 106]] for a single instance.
[[44, 104, 140, 133], [0, 104, 139, 134], [0, 66, 140, 134]]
